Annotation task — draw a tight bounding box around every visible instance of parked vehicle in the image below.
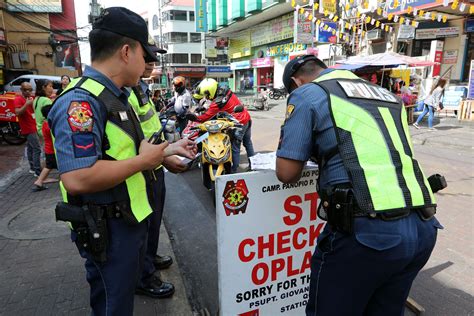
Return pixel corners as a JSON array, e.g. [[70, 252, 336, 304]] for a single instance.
[[253, 89, 269, 111], [0, 92, 26, 145], [4, 75, 62, 94], [268, 87, 287, 100]]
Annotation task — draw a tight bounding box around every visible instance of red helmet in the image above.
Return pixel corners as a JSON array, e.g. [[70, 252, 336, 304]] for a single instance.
[[172, 76, 185, 88]]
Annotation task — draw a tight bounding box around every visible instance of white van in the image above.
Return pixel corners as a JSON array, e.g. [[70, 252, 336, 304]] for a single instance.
[[3, 75, 62, 94]]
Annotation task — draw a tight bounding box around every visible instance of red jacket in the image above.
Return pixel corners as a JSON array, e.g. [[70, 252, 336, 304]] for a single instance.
[[196, 91, 251, 125]]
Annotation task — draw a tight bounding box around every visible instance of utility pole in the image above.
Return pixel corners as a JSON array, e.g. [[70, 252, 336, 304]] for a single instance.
[[158, 0, 168, 89], [88, 0, 101, 24]]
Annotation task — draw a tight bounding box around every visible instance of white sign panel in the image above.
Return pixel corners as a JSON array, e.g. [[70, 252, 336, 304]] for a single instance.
[[216, 169, 326, 315], [415, 27, 460, 40], [442, 50, 458, 64], [397, 25, 415, 40]]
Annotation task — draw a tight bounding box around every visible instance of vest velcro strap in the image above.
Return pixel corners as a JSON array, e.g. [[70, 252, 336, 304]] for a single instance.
[[139, 107, 155, 122]]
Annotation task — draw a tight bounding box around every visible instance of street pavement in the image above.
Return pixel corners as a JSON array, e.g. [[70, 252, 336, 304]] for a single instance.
[[0, 99, 473, 315]]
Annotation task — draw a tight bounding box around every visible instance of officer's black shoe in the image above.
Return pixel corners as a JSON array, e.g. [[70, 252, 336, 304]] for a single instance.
[[135, 277, 175, 299], [153, 254, 173, 270]]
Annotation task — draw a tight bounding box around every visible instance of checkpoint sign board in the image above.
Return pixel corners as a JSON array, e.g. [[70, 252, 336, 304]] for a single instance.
[[216, 169, 325, 315]]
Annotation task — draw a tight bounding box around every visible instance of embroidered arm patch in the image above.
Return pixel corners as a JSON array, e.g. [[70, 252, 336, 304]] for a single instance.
[[68, 101, 94, 132], [72, 133, 96, 158]]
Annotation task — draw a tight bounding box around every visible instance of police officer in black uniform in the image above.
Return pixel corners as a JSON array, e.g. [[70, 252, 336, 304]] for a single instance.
[[276, 55, 443, 316]]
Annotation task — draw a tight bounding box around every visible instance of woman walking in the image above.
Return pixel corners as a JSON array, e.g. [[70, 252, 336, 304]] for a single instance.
[[413, 78, 447, 130], [33, 79, 54, 138]]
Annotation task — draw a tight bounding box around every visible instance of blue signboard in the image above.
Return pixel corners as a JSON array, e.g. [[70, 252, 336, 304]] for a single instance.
[[443, 86, 467, 109], [195, 0, 208, 32], [230, 60, 251, 70], [387, 0, 442, 14], [207, 66, 231, 73], [317, 22, 337, 43], [466, 19, 474, 33]]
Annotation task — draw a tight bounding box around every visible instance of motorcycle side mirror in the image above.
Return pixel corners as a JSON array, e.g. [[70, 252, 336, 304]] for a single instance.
[[234, 105, 244, 113]]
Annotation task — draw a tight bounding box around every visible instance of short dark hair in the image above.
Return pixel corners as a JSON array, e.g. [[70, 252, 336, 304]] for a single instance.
[[89, 29, 139, 62], [294, 60, 327, 78], [35, 79, 53, 97]]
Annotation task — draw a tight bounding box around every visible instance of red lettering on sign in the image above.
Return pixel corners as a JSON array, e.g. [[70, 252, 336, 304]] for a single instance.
[[252, 262, 269, 285], [293, 227, 307, 250], [304, 192, 319, 221], [309, 223, 325, 247], [276, 229, 291, 254], [283, 195, 303, 226], [238, 238, 255, 262], [258, 234, 275, 258]]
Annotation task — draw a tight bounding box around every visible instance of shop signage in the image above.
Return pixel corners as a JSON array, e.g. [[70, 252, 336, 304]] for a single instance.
[[415, 27, 460, 40], [251, 13, 294, 47], [0, 52, 4, 67], [206, 48, 218, 58], [267, 43, 307, 57], [387, 0, 443, 15], [229, 31, 252, 59], [442, 50, 458, 64], [468, 60, 474, 99], [442, 86, 467, 110], [397, 25, 416, 40], [319, 0, 337, 14], [429, 40, 443, 77], [207, 66, 231, 73], [317, 22, 337, 43], [216, 169, 325, 315], [195, 0, 208, 32], [251, 57, 273, 68], [231, 60, 251, 70], [294, 9, 313, 45], [466, 19, 474, 33], [173, 66, 206, 73]]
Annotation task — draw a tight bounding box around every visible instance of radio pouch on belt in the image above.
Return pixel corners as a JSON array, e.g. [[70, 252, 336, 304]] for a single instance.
[[55, 202, 108, 263], [327, 188, 354, 234]]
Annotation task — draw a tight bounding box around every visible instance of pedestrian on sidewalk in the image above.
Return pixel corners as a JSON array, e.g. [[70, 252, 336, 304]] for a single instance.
[[47, 7, 196, 315], [276, 55, 442, 316], [55, 75, 71, 96], [14, 82, 41, 177], [413, 78, 447, 130], [129, 58, 185, 299], [33, 104, 58, 191], [33, 79, 54, 138]]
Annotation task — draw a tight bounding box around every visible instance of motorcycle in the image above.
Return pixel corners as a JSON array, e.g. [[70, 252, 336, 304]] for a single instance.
[[0, 121, 26, 145], [159, 107, 181, 143], [189, 110, 243, 191], [253, 89, 269, 111], [268, 87, 287, 100]]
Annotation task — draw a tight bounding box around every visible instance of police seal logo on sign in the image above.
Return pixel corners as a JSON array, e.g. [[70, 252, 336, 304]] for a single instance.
[[67, 101, 94, 132], [222, 179, 250, 216]]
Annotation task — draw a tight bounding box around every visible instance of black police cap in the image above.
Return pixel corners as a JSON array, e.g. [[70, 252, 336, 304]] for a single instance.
[[93, 7, 159, 63], [282, 55, 327, 93]]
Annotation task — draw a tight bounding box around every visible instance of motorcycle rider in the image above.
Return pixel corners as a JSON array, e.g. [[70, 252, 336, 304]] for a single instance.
[[167, 76, 192, 134], [187, 78, 255, 173]]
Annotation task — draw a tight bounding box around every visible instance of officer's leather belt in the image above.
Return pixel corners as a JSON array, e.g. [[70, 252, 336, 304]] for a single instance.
[[92, 201, 130, 219], [353, 206, 436, 221]]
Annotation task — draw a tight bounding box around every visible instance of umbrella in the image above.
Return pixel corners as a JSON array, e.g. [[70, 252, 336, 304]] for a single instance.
[[338, 52, 438, 67]]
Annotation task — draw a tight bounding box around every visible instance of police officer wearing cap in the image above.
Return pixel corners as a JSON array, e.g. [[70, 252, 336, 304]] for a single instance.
[[128, 50, 190, 298], [48, 7, 196, 315], [276, 55, 443, 316]]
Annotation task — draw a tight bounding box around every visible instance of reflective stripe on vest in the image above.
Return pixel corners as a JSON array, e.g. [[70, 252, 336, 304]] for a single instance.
[[55, 77, 153, 223], [314, 70, 436, 212]]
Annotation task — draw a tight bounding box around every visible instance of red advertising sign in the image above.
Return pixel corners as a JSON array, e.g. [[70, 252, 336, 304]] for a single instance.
[[430, 41, 444, 77]]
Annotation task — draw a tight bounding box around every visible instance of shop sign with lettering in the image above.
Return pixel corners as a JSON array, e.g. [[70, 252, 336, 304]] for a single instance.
[[231, 60, 251, 70], [415, 27, 460, 40], [174, 67, 206, 73], [387, 0, 443, 15], [195, 0, 208, 32], [207, 66, 232, 73], [251, 57, 274, 68], [267, 43, 308, 57]]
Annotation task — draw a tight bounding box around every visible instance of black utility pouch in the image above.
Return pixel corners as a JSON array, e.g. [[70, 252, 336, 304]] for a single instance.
[[417, 207, 437, 221], [328, 188, 354, 234]]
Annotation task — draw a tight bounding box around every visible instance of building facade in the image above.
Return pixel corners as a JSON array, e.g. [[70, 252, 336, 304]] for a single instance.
[[0, 0, 80, 89]]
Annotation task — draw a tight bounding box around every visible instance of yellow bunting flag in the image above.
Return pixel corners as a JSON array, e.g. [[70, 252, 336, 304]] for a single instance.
[[442, 15, 447, 22], [313, 2, 319, 9], [399, 17, 405, 24], [366, 16, 371, 23], [393, 0, 399, 8], [362, 30, 366, 37], [377, 8, 382, 15], [363, 1, 369, 8], [418, 9, 424, 16], [431, 12, 436, 20], [332, 30, 337, 35], [451, 1, 458, 9], [308, 14, 313, 20], [407, 6, 413, 14], [352, 25, 357, 32], [345, 3, 351, 11], [375, 20, 380, 27], [323, 25, 329, 30], [291, 0, 296, 7], [333, 16, 339, 22], [356, 11, 361, 17], [388, 13, 393, 20], [316, 19, 321, 25], [345, 22, 351, 29], [470, 5, 474, 14], [412, 20, 417, 27], [385, 25, 389, 32]]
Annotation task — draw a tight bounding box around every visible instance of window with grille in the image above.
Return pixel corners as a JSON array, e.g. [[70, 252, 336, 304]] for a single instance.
[[191, 54, 202, 64], [171, 54, 189, 63], [190, 33, 201, 43]]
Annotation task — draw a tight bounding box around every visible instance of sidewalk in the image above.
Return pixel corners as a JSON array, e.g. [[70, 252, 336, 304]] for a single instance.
[[0, 169, 193, 315]]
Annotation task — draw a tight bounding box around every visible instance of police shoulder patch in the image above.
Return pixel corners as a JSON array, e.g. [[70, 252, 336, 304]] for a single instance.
[[285, 104, 295, 121], [67, 101, 94, 132]]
